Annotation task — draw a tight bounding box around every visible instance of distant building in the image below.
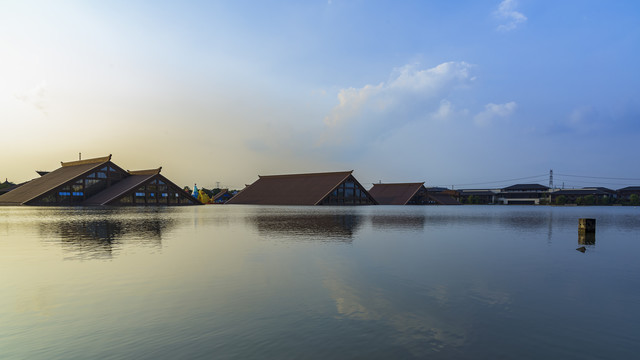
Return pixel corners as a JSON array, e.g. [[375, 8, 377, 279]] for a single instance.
[[225, 171, 377, 205], [617, 186, 640, 201], [551, 187, 616, 204], [369, 183, 460, 205], [457, 189, 498, 204], [0, 155, 200, 206], [369, 183, 429, 205], [497, 184, 550, 205], [427, 189, 461, 205]]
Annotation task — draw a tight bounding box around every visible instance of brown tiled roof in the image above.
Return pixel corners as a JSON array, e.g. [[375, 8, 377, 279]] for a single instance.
[[0, 155, 111, 205], [427, 193, 461, 205], [83, 174, 156, 205], [128, 168, 162, 176], [368, 183, 425, 205], [61, 155, 112, 167], [226, 171, 354, 205]]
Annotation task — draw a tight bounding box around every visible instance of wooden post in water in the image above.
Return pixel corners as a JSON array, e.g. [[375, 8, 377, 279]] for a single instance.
[[578, 218, 596, 245], [579, 218, 596, 233]]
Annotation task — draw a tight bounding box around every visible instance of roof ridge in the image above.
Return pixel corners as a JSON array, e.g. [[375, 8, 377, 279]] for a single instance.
[[61, 154, 112, 167], [89, 173, 157, 205], [258, 170, 353, 179], [128, 167, 162, 175], [313, 172, 356, 205], [372, 182, 425, 186]]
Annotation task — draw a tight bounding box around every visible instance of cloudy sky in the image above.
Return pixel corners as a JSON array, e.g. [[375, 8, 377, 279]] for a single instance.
[[2, 0, 639, 189]]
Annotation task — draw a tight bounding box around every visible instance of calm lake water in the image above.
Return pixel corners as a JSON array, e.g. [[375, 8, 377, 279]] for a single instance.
[[1, 205, 639, 359]]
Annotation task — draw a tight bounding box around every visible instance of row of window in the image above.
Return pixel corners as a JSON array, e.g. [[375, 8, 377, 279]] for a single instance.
[[134, 192, 175, 198], [58, 191, 84, 196], [118, 192, 194, 205], [321, 179, 375, 205], [33, 163, 195, 205]]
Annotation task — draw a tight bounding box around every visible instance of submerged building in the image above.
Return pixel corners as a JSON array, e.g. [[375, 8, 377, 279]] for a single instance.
[[369, 183, 429, 205], [0, 155, 200, 206], [226, 171, 377, 205], [369, 183, 460, 205]]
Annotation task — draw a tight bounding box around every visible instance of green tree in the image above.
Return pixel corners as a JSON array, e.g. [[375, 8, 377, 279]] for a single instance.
[[584, 195, 595, 205], [576, 196, 584, 206], [630, 194, 640, 206], [601, 195, 610, 205], [555, 195, 567, 205], [0, 179, 15, 190]]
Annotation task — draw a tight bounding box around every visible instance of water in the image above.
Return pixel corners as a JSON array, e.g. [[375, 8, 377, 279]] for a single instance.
[[1, 205, 639, 359]]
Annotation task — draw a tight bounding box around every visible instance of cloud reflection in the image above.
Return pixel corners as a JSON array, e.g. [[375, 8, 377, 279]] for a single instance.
[[322, 272, 468, 357]]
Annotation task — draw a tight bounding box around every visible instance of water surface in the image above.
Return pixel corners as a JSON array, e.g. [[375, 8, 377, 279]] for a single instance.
[[1, 205, 639, 359]]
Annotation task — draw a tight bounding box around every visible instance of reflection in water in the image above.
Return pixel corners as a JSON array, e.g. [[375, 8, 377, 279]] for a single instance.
[[547, 211, 553, 244], [4, 206, 640, 359], [37, 208, 176, 259], [499, 213, 547, 231], [323, 272, 468, 356], [248, 211, 429, 241], [248, 213, 362, 241], [578, 232, 596, 246], [371, 215, 426, 231]]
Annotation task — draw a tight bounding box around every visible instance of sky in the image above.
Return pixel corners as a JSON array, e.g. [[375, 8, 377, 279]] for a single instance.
[[1, 0, 640, 190]]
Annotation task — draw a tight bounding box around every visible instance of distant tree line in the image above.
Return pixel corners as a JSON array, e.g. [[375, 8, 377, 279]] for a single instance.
[[463, 193, 640, 206], [553, 194, 639, 206], [0, 179, 16, 190]]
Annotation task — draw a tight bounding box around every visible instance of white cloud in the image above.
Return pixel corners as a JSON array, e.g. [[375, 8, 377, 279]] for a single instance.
[[474, 101, 517, 127], [14, 81, 48, 115], [322, 62, 474, 145], [494, 0, 527, 32]]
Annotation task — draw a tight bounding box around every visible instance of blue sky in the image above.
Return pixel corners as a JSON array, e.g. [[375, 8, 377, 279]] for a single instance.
[[2, 0, 640, 189]]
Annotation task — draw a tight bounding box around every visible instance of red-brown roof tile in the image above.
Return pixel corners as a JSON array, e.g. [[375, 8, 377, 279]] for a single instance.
[[226, 171, 354, 205], [0, 155, 111, 205], [368, 183, 425, 205]]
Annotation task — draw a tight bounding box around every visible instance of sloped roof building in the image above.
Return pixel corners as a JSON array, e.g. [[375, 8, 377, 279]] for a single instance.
[[0, 155, 200, 206], [226, 171, 377, 205], [369, 183, 460, 205], [369, 183, 428, 205]]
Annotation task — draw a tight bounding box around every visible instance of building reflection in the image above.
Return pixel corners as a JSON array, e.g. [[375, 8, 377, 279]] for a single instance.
[[248, 213, 363, 242], [370, 214, 426, 231], [499, 214, 547, 230], [38, 208, 176, 259], [578, 232, 596, 246]]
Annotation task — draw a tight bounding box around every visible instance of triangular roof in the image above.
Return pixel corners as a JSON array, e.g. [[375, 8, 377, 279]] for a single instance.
[[618, 186, 640, 192], [0, 155, 112, 205], [82, 168, 200, 206], [502, 184, 549, 191], [368, 183, 425, 205], [226, 171, 355, 205], [82, 172, 157, 206], [426, 192, 461, 205]]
